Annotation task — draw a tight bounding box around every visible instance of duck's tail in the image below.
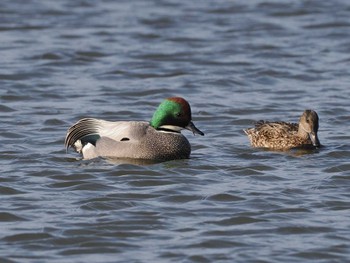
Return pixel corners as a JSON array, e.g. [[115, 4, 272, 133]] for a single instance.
[[64, 118, 101, 152]]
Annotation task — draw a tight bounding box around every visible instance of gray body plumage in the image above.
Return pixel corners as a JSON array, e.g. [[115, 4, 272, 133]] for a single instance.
[[65, 118, 191, 160]]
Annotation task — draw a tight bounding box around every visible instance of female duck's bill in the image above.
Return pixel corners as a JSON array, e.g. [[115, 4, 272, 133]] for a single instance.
[[244, 110, 321, 150], [64, 97, 204, 161]]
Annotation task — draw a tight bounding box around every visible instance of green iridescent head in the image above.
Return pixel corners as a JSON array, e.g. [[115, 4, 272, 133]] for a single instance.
[[150, 97, 204, 136]]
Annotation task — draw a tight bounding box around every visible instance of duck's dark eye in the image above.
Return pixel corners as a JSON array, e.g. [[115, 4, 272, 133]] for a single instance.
[[306, 119, 310, 123], [175, 112, 182, 118]]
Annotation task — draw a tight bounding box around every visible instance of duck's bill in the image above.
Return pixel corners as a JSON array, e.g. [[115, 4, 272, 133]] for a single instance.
[[186, 121, 204, 136], [309, 132, 320, 147]]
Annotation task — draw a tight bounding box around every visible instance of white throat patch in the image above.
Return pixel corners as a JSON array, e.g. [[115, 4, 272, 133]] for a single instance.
[[159, 125, 183, 133]]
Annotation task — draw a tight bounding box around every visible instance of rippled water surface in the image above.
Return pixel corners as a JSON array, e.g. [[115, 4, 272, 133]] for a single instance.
[[1, 0, 350, 262]]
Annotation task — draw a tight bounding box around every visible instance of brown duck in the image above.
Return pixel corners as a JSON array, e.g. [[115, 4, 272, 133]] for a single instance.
[[244, 110, 320, 150]]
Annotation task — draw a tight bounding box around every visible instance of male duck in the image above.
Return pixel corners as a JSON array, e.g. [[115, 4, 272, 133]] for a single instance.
[[65, 97, 204, 160], [244, 110, 320, 150]]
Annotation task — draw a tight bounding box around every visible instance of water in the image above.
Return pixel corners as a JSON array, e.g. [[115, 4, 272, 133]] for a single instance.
[[1, 0, 350, 262]]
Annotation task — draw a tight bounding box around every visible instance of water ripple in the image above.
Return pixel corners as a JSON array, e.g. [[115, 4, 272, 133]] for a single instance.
[[1, 0, 350, 262]]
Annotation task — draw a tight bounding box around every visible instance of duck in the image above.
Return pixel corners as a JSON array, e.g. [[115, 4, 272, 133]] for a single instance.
[[244, 110, 320, 150], [64, 97, 204, 161]]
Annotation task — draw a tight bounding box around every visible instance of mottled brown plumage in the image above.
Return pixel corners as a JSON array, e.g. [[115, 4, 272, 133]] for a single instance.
[[244, 110, 320, 150]]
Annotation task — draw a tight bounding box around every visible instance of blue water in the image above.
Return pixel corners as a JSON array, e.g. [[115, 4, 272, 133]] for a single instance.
[[1, 0, 350, 262]]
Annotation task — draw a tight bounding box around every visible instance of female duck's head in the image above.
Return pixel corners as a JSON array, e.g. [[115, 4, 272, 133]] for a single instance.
[[299, 110, 320, 147]]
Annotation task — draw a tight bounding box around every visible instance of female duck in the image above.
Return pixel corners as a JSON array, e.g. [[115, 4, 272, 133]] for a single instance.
[[65, 97, 204, 160], [244, 110, 320, 150]]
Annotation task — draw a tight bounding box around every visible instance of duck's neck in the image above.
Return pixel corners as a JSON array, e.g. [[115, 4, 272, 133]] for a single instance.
[[297, 123, 309, 139], [157, 125, 182, 133]]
